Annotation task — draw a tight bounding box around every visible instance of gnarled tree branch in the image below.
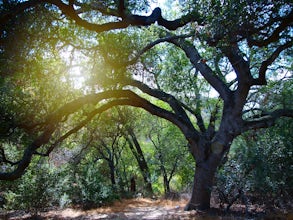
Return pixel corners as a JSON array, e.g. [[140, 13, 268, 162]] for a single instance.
[[122, 79, 199, 136], [242, 109, 293, 132], [253, 40, 293, 86], [0, 89, 199, 180], [247, 10, 293, 47], [167, 38, 231, 102], [1, 0, 202, 34]]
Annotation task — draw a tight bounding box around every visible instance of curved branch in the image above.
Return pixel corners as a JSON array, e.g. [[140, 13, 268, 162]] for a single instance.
[[253, 40, 293, 86], [0, 89, 198, 180], [0, 123, 56, 180], [122, 79, 199, 136], [126, 34, 193, 66], [104, 33, 193, 69], [40, 98, 135, 156], [0, 91, 132, 180], [247, 10, 293, 47], [1, 0, 202, 33], [167, 38, 231, 102], [242, 109, 293, 132], [157, 10, 203, 30]]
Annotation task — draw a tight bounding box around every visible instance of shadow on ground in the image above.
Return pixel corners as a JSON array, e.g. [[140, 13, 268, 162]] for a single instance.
[[1, 198, 292, 220]]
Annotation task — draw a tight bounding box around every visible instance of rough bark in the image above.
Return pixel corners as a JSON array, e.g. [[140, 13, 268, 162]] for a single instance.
[[185, 164, 216, 210], [185, 139, 225, 210]]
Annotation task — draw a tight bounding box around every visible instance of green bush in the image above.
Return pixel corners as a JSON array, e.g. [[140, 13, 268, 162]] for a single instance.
[[2, 159, 72, 213], [216, 119, 293, 208], [1, 158, 122, 212], [73, 162, 118, 209]]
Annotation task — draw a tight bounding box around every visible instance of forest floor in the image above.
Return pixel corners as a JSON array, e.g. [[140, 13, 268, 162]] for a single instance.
[[1, 197, 293, 220]]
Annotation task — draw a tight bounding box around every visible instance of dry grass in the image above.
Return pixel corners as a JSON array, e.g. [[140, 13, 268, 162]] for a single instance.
[[1, 197, 292, 220], [106, 197, 187, 209], [1, 198, 189, 219]]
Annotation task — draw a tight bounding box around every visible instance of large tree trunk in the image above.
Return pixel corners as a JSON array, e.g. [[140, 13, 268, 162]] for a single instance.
[[185, 163, 217, 210], [185, 140, 225, 210]]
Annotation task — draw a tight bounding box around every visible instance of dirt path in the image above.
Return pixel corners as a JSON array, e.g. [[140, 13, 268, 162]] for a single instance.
[[52, 205, 192, 219], [2, 198, 292, 220], [2, 198, 194, 220]]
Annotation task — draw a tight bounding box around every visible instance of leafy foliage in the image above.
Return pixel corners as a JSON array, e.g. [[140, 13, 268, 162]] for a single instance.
[[216, 118, 293, 208], [73, 162, 118, 209], [1, 159, 71, 212]]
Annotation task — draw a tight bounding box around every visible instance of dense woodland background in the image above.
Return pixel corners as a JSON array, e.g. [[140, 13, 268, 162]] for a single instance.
[[0, 0, 292, 216]]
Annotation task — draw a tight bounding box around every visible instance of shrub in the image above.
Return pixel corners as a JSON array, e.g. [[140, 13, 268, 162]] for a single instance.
[[2, 158, 72, 213], [72, 162, 118, 209], [216, 119, 293, 209]]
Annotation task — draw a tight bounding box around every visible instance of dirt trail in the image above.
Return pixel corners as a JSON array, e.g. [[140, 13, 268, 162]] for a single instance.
[[2, 198, 194, 220], [2, 198, 292, 220]]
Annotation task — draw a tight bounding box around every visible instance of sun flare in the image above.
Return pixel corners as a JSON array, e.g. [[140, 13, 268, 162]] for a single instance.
[[59, 47, 87, 90], [69, 66, 86, 89]]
